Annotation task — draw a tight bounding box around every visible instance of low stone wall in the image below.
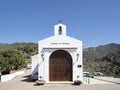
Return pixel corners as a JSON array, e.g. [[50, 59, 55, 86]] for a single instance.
[[0, 70, 25, 82]]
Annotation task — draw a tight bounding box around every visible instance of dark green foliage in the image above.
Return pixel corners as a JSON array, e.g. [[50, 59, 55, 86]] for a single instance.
[[101, 51, 120, 77], [0, 42, 38, 60], [83, 43, 120, 77], [0, 42, 37, 75], [17, 43, 38, 59], [0, 49, 27, 75]]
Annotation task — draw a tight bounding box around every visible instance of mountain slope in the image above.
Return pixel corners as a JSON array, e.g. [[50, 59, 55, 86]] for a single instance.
[[0, 42, 38, 59], [84, 43, 120, 60], [83, 43, 120, 77]]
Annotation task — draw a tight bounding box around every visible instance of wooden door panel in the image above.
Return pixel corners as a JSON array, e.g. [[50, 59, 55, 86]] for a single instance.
[[50, 58, 72, 81], [49, 50, 72, 81]]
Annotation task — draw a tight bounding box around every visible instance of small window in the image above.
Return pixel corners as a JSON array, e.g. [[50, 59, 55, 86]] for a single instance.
[[59, 26, 62, 35]]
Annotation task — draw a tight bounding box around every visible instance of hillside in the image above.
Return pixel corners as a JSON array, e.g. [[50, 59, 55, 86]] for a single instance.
[[0, 43, 38, 60], [84, 43, 120, 60], [83, 43, 120, 77]]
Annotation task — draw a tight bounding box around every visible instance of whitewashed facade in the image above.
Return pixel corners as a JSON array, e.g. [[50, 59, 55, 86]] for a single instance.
[[31, 23, 83, 83]]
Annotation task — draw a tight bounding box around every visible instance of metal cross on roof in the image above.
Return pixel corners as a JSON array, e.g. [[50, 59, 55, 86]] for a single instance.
[[59, 20, 62, 23]]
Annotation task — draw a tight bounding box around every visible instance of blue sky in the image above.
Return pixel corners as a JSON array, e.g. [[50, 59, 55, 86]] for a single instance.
[[0, 0, 120, 48]]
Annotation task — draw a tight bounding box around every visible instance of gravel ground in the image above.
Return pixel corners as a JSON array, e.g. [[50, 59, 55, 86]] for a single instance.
[[0, 70, 120, 90]]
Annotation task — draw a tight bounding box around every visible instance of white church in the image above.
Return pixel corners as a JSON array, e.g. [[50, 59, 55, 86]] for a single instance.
[[31, 23, 83, 83]]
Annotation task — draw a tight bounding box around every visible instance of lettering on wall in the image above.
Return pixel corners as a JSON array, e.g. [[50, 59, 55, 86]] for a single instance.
[[51, 43, 70, 45]]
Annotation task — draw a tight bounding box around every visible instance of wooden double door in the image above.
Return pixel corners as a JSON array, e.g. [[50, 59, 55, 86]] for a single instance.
[[49, 50, 72, 81]]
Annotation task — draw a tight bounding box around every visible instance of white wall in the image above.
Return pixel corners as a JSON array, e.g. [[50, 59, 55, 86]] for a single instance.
[[1, 71, 24, 82], [31, 55, 39, 75]]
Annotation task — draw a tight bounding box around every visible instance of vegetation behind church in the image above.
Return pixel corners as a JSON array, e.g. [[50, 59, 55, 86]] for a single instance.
[[0, 43, 120, 77], [0, 43, 38, 75], [0, 49, 26, 74]]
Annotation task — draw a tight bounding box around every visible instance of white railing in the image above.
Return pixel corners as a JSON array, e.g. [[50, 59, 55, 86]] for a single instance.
[[83, 77, 90, 84]]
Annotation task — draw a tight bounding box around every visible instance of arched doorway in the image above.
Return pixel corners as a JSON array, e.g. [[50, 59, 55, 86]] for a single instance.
[[49, 50, 72, 81]]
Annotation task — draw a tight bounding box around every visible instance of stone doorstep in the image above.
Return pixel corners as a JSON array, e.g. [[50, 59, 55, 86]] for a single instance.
[[46, 81, 74, 84]]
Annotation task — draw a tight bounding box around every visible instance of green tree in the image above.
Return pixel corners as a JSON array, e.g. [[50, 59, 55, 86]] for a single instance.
[[0, 49, 27, 75], [17, 43, 38, 59]]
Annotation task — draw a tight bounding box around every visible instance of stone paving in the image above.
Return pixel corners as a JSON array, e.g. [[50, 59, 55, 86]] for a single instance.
[[0, 70, 120, 90], [94, 77, 120, 84]]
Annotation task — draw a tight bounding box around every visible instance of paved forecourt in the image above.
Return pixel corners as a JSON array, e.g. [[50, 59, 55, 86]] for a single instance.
[[0, 70, 120, 90]]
